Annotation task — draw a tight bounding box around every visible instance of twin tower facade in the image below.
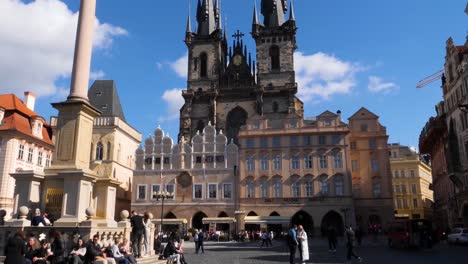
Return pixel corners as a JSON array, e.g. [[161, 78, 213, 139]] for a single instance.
[[179, 0, 303, 144]]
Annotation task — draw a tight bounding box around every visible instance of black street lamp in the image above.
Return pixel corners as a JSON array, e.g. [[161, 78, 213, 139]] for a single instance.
[[153, 191, 174, 237]]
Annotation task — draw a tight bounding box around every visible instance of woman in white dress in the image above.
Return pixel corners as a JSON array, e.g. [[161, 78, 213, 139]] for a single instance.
[[297, 225, 309, 264], [143, 212, 152, 256]]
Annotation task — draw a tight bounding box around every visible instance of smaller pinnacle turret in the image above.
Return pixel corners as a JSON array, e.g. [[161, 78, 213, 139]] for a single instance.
[[289, 0, 295, 21]]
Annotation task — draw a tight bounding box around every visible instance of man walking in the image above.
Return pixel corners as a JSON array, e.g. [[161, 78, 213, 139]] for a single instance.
[[346, 226, 362, 263], [130, 210, 145, 258], [288, 225, 298, 264], [196, 229, 205, 254]]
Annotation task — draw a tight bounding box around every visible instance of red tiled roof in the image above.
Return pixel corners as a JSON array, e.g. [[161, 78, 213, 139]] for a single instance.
[[0, 94, 53, 146]]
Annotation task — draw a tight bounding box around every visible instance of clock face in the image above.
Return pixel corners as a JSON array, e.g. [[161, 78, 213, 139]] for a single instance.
[[233, 55, 242, 66]]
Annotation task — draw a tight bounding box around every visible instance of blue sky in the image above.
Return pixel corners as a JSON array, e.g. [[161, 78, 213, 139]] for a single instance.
[[1, 0, 467, 149]]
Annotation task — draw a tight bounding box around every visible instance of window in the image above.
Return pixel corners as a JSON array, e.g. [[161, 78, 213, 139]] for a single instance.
[[96, 142, 104, 161], [394, 171, 399, 178], [151, 185, 161, 199], [145, 157, 153, 165], [400, 170, 405, 177], [360, 124, 368, 131], [155, 157, 161, 164], [246, 180, 255, 198], [413, 198, 418, 208], [165, 184, 175, 199], [304, 155, 313, 169], [38, 151, 43, 166], [291, 180, 300, 197], [247, 138, 255, 148], [325, 120, 331, 126], [164, 157, 170, 164], [45, 153, 51, 167], [410, 170, 415, 178], [273, 155, 281, 170], [193, 184, 203, 199], [320, 177, 329, 195], [369, 139, 377, 149], [350, 142, 356, 150], [411, 184, 417, 194], [196, 156, 202, 163], [137, 185, 147, 200], [371, 159, 379, 172], [273, 179, 282, 197], [319, 135, 326, 145], [261, 156, 269, 171], [18, 144, 24, 160], [27, 148, 33, 163], [291, 155, 300, 169], [335, 176, 344, 196], [373, 182, 381, 198], [208, 184, 217, 199], [272, 102, 279, 112], [392, 152, 397, 158], [289, 120, 297, 128], [319, 153, 328, 169], [223, 183, 232, 199], [273, 137, 281, 147], [107, 142, 111, 160], [394, 185, 400, 193], [397, 199, 402, 209], [216, 155, 225, 163], [351, 160, 359, 172], [200, 53, 208, 77], [333, 151, 342, 168], [305, 179, 313, 197], [260, 180, 268, 198], [247, 156, 255, 171], [353, 184, 360, 197], [260, 138, 268, 148], [304, 136, 312, 146], [270, 45, 280, 70], [403, 199, 409, 209], [290, 136, 298, 146], [332, 135, 340, 144], [401, 184, 407, 193]]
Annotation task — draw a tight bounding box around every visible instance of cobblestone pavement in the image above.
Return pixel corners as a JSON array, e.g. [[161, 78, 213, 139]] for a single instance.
[[181, 237, 468, 264]]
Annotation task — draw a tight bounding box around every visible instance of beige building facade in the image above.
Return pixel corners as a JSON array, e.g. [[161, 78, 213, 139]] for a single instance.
[[389, 144, 433, 220], [238, 111, 354, 236], [132, 124, 238, 233], [348, 108, 394, 231]]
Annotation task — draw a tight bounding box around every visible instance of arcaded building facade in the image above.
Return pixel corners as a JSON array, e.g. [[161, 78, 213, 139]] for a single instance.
[[238, 111, 354, 236], [132, 124, 238, 232], [348, 108, 394, 231]]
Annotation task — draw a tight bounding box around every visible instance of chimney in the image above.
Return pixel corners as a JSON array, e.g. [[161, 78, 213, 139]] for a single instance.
[[337, 110, 342, 121], [24, 91, 36, 111]]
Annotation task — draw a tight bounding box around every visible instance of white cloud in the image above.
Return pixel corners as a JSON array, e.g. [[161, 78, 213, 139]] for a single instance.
[[368, 76, 398, 93], [170, 53, 188, 78], [160, 88, 185, 121], [90, 70, 105, 80], [0, 0, 127, 97], [294, 52, 361, 102]]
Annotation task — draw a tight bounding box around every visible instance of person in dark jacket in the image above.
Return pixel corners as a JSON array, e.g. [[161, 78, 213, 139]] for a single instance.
[[287, 225, 298, 264], [5, 231, 27, 264], [32, 240, 49, 264], [346, 226, 362, 263], [130, 210, 144, 258], [327, 226, 337, 252], [31, 209, 46, 227], [196, 229, 204, 254], [25, 236, 39, 264], [48, 229, 66, 264]]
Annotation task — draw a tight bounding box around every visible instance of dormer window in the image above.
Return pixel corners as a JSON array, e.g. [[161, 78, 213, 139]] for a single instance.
[[31, 117, 43, 139]]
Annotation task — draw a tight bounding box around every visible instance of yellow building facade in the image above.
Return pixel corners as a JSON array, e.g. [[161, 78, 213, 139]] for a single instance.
[[389, 144, 433, 220]]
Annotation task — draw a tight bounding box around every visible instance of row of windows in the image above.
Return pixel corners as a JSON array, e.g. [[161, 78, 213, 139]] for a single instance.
[[244, 176, 345, 198], [352, 182, 382, 198], [350, 139, 378, 150], [17, 144, 51, 167], [245, 135, 343, 148], [393, 170, 416, 178], [395, 198, 419, 209], [394, 184, 417, 194], [246, 152, 343, 171], [350, 159, 380, 172], [136, 183, 233, 201]]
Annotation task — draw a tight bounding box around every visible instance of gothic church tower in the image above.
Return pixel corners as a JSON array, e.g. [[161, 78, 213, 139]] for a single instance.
[[179, 0, 303, 144]]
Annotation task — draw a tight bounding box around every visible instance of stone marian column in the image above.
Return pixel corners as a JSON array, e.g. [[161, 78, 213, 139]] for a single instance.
[[68, 0, 96, 102]]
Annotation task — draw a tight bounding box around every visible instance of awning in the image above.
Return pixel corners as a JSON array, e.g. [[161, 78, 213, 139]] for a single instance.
[[152, 218, 188, 225], [245, 216, 290, 224], [202, 217, 237, 224]]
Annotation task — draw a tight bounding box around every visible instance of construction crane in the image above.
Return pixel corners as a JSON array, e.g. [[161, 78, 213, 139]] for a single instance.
[[416, 69, 444, 88]]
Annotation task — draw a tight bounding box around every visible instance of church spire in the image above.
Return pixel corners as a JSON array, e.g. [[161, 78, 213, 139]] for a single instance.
[[252, 1, 259, 25], [261, 0, 286, 28], [289, 0, 295, 21], [197, 0, 216, 36]]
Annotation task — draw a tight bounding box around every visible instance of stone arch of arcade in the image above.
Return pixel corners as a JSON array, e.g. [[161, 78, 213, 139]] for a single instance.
[[192, 211, 208, 230], [217, 211, 230, 231], [245, 211, 259, 232], [268, 211, 282, 235], [291, 210, 314, 236], [321, 210, 344, 236], [226, 106, 248, 144]]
